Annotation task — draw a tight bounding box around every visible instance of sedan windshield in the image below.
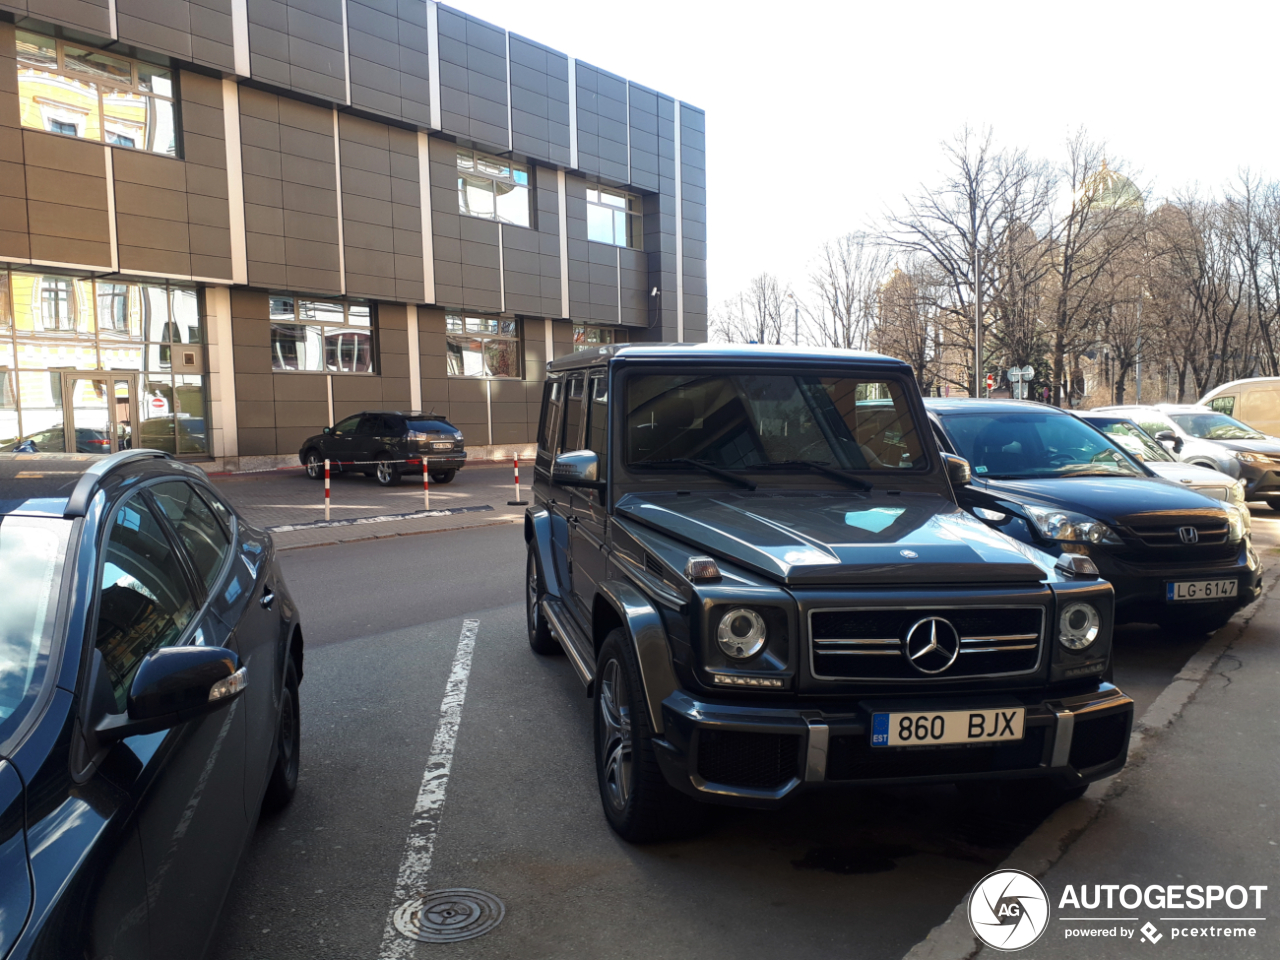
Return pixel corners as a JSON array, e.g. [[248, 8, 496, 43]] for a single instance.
[[1169, 412, 1266, 441], [1086, 418, 1175, 462], [0, 515, 70, 737], [624, 373, 927, 474], [940, 411, 1143, 479]]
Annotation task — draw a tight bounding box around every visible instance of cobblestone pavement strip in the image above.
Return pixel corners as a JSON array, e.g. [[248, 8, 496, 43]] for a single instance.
[[209, 461, 524, 550]]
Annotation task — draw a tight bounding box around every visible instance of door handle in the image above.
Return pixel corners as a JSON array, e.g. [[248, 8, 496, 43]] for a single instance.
[[260, 589, 275, 610]]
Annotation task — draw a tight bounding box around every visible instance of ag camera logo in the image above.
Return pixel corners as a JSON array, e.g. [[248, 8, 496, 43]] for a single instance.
[[967, 869, 1050, 951]]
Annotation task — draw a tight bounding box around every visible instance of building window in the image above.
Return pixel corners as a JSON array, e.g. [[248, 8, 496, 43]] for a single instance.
[[15, 30, 178, 157], [269, 296, 374, 373], [573, 324, 626, 352], [585, 186, 641, 249], [446, 315, 521, 378], [457, 148, 530, 228], [39, 278, 74, 331]]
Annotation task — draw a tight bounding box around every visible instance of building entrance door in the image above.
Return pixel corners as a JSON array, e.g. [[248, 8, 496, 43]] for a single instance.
[[62, 373, 137, 453]]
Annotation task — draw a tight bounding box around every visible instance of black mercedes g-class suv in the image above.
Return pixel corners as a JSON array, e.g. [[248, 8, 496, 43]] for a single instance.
[[524, 344, 1133, 842]]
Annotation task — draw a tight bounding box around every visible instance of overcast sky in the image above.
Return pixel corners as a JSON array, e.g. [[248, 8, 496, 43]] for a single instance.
[[461, 0, 1280, 313]]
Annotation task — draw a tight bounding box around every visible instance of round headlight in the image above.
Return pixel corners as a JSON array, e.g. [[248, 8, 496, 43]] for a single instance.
[[717, 607, 767, 660], [1059, 602, 1100, 650]]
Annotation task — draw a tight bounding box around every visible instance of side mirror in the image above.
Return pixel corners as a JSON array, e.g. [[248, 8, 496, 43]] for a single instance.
[[941, 452, 971, 486], [552, 449, 604, 488], [323, 426, 332, 435], [95, 646, 247, 745], [1154, 429, 1183, 452]]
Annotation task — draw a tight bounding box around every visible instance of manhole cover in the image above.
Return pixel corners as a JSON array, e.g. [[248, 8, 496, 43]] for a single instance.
[[393, 889, 505, 943]]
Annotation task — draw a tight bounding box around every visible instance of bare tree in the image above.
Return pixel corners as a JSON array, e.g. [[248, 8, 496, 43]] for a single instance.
[[709, 273, 791, 344], [883, 126, 1054, 395], [807, 232, 890, 350]]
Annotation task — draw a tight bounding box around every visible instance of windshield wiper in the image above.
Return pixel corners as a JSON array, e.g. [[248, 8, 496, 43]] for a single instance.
[[761, 460, 873, 491], [632, 458, 757, 490]]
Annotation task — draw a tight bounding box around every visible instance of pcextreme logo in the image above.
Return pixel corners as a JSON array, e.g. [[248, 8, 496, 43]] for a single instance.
[[967, 869, 1050, 951]]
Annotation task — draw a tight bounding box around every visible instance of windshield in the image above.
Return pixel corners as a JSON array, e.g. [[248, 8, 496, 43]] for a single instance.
[[407, 420, 457, 435], [940, 411, 1144, 479], [0, 515, 70, 739], [1169, 412, 1266, 440], [624, 373, 927, 473], [1086, 419, 1174, 462]]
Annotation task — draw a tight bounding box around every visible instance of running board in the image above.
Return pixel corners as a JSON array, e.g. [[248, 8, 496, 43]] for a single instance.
[[540, 598, 595, 690]]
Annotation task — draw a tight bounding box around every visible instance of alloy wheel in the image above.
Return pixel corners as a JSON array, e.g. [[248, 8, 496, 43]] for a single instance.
[[598, 658, 632, 812], [527, 560, 539, 633], [306, 453, 321, 479], [377, 458, 393, 484]]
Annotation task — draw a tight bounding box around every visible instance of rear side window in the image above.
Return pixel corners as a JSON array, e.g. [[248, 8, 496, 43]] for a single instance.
[[585, 373, 609, 475], [1208, 396, 1236, 416], [537, 379, 563, 454], [95, 496, 197, 711], [151, 482, 231, 590], [562, 375, 585, 453]]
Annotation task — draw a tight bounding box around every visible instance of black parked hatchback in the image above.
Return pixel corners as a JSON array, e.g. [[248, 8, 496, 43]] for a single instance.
[[0, 450, 303, 960], [297, 411, 466, 486], [926, 399, 1261, 632]]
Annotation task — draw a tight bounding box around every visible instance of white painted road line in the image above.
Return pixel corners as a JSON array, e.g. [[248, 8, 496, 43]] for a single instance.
[[377, 618, 480, 959]]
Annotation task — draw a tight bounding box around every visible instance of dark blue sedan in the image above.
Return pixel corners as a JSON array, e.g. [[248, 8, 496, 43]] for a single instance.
[[0, 450, 303, 959]]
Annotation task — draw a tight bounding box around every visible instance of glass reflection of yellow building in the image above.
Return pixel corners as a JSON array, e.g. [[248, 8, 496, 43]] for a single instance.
[[15, 30, 176, 155], [0, 268, 205, 454]]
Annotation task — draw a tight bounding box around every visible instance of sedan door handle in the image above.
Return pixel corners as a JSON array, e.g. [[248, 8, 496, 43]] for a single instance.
[[260, 589, 275, 610]]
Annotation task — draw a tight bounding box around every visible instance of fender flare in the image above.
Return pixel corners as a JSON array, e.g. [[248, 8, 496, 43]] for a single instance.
[[596, 579, 679, 735], [523, 507, 563, 600]]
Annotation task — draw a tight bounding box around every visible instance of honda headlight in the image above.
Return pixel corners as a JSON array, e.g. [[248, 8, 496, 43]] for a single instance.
[[1224, 503, 1247, 542], [1228, 480, 1246, 505], [1024, 505, 1123, 545], [1234, 451, 1268, 464]]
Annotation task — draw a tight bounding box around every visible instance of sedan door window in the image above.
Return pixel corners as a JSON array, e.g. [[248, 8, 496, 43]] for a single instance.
[[95, 496, 198, 711], [332, 415, 361, 436], [151, 482, 231, 590]]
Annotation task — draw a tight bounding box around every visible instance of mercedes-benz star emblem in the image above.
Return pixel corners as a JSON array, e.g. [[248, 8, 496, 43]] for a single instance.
[[903, 616, 961, 674]]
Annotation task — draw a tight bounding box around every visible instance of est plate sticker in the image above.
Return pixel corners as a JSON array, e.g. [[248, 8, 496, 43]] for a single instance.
[[1166, 579, 1238, 602], [871, 708, 1025, 747]]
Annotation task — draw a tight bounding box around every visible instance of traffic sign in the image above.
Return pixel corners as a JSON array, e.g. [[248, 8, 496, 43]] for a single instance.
[[985, 374, 994, 390], [150, 396, 167, 412]]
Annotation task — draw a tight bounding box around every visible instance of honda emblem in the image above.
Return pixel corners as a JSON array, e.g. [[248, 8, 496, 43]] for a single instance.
[[1178, 526, 1199, 544]]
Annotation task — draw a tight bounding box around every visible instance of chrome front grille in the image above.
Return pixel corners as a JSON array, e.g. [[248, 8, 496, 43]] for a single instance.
[[1126, 519, 1229, 548], [809, 606, 1044, 681]]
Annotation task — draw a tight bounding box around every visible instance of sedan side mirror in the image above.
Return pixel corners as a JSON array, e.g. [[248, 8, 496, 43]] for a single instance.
[[94, 645, 247, 745], [552, 449, 604, 488], [323, 426, 332, 435], [941, 452, 971, 486], [1154, 430, 1183, 453]]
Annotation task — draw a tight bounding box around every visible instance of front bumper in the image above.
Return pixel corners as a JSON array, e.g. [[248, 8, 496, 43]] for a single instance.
[[653, 684, 1134, 807], [1237, 462, 1280, 499], [1086, 542, 1261, 621]]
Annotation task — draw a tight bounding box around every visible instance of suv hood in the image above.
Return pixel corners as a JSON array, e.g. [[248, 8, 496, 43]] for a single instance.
[[978, 475, 1227, 524], [614, 491, 1051, 585], [1209, 437, 1280, 454]]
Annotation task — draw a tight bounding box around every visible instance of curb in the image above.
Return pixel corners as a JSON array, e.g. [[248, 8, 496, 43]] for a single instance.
[[901, 563, 1280, 960], [274, 514, 521, 551]]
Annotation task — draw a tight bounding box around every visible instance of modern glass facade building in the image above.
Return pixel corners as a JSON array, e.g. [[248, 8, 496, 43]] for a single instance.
[[0, 3, 706, 466]]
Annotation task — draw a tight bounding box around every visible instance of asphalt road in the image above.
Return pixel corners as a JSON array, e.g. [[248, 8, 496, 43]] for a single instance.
[[206, 518, 1265, 960]]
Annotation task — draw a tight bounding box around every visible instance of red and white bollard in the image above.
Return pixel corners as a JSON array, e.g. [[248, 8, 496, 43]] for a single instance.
[[508, 453, 528, 506], [324, 458, 331, 521], [422, 458, 430, 511]]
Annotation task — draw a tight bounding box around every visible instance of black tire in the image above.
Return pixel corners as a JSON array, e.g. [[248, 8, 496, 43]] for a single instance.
[[526, 548, 559, 655], [430, 469, 457, 484], [304, 449, 324, 480], [263, 659, 300, 812], [1266, 497, 1280, 512], [594, 630, 708, 843], [374, 454, 401, 486]]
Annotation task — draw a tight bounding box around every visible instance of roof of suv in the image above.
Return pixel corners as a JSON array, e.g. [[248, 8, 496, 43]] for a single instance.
[[924, 398, 1067, 415], [546, 342, 910, 373]]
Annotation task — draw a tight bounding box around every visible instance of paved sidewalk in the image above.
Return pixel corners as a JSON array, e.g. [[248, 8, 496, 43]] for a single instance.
[[209, 460, 527, 549]]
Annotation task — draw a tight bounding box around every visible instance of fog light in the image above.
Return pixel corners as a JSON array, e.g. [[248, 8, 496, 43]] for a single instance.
[[717, 607, 766, 659], [712, 674, 783, 688], [1059, 602, 1100, 650]]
